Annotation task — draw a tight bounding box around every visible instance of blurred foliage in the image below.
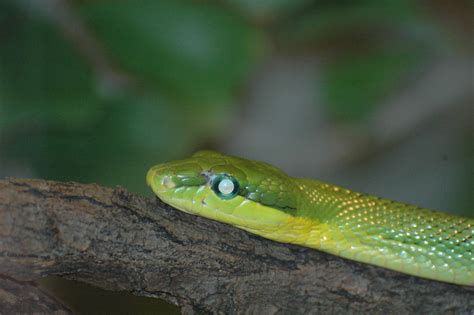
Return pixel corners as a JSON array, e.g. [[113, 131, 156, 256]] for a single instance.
[[81, 0, 262, 105], [277, 0, 437, 121], [224, 0, 313, 19], [280, 0, 420, 42], [322, 48, 422, 121], [0, 14, 98, 128], [0, 0, 262, 192], [0, 0, 452, 191]]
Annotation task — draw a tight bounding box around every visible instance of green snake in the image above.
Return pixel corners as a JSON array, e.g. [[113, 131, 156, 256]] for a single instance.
[[147, 151, 473, 286]]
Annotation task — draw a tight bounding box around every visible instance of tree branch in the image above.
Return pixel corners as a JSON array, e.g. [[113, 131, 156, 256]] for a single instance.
[[0, 178, 472, 314]]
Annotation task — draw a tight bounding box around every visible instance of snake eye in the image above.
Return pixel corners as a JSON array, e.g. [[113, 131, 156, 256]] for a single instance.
[[212, 175, 239, 199]]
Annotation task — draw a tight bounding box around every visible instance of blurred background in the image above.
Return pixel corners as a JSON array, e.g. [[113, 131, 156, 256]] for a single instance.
[[1, 0, 472, 313]]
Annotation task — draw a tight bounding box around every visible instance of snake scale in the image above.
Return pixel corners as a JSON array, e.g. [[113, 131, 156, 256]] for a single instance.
[[147, 151, 473, 286]]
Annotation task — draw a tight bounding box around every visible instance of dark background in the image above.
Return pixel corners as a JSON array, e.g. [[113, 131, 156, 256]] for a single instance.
[[1, 0, 472, 313]]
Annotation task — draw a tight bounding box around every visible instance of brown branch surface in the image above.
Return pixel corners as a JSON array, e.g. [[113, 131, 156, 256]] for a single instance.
[[0, 178, 473, 314]]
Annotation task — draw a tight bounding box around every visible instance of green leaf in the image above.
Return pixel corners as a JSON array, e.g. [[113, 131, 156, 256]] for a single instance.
[[0, 1, 251, 193], [322, 49, 422, 122], [280, 0, 419, 44], [80, 0, 262, 106], [223, 0, 312, 18], [0, 5, 101, 130]]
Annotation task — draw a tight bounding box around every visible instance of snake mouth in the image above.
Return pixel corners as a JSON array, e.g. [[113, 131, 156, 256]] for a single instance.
[[146, 166, 168, 194], [146, 163, 207, 194], [146, 163, 213, 220], [147, 170, 176, 191]]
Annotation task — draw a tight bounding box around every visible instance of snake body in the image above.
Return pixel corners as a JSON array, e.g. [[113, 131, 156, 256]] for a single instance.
[[147, 151, 473, 286]]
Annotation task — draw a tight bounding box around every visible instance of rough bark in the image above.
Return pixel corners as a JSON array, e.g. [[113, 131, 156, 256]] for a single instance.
[[0, 178, 472, 314]]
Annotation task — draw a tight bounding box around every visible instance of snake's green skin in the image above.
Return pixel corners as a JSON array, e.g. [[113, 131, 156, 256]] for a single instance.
[[147, 151, 473, 286]]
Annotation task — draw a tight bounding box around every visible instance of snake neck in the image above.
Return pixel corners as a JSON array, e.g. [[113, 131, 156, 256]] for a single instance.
[[285, 178, 474, 286]]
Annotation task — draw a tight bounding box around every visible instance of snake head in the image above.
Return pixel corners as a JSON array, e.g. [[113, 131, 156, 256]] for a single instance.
[[147, 150, 298, 230]]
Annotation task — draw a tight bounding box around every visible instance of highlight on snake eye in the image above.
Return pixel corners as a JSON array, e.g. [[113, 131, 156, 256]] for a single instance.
[[1, 1, 472, 314]]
